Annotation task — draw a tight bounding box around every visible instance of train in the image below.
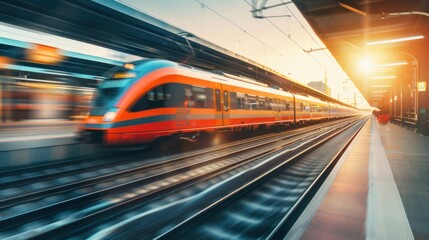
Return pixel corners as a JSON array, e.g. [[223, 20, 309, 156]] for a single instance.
[[79, 59, 360, 145]]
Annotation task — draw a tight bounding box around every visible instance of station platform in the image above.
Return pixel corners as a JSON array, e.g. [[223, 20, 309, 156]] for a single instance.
[[0, 120, 100, 168], [287, 117, 429, 239], [0, 119, 77, 139]]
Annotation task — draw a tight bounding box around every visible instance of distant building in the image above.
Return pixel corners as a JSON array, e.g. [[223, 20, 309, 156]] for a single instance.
[[307, 81, 331, 96]]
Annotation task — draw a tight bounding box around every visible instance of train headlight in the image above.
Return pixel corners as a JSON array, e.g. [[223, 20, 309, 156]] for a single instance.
[[103, 109, 118, 122]]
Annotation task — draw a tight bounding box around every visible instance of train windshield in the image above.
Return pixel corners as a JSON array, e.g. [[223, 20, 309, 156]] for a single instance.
[[93, 79, 132, 108]]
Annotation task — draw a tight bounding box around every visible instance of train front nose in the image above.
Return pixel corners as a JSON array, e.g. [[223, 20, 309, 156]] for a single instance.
[[80, 129, 105, 143]]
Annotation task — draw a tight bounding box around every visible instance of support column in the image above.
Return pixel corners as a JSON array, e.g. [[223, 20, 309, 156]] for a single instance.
[[417, 52, 428, 134]]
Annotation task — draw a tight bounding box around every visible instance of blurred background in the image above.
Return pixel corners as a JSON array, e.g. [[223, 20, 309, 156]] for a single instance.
[[0, 22, 141, 126]]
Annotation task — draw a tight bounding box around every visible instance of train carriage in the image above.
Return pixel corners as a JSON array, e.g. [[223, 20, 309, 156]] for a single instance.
[[80, 59, 357, 145]]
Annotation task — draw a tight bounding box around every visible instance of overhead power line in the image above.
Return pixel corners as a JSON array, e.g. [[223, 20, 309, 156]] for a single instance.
[[195, 0, 284, 56], [281, 0, 338, 66], [244, 0, 325, 69]]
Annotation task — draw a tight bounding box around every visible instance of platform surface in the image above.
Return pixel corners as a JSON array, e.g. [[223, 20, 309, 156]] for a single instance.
[[0, 120, 95, 168], [287, 117, 429, 240]]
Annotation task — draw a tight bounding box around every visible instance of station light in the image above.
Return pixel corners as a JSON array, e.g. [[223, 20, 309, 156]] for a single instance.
[[367, 35, 424, 46], [371, 90, 388, 93], [369, 76, 397, 80], [27, 44, 65, 64], [359, 57, 373, 72], [373, 62, 407, 67], [0, 56, 12, 69], [370, 85, 391, 88]]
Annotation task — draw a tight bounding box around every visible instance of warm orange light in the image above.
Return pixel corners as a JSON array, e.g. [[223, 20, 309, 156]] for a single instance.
[[367, 35, 424, 46], [112, 72, 136, 79], [373, 62, 407, 67], [0, 56, 12, 69], [359, 57, 373, 72], [338, 2, 368, 16], [369, 76, 397, 80], [27, 44, 65, 64], [123, 63, 135, 70]]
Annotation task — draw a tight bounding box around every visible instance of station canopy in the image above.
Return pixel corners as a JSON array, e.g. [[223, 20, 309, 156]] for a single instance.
[[292, 0, 429, 103]]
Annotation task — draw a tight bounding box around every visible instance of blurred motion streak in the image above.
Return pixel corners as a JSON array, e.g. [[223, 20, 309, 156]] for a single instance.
[[27, 44, 65, 65], [0, 45, 95, 124], [0, 55, 12, 69]]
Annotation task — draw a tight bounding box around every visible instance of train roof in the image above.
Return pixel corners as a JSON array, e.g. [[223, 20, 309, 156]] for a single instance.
[[176, 62, 296, 99], [129, 59, 351, 107]]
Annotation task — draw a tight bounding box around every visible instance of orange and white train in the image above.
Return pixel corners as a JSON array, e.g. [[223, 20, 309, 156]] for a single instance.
[[79, 59, 359, 145]]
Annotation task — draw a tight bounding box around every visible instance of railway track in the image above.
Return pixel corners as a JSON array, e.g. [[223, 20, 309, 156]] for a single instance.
[[154, 117, 367, 240], [0, 117, 363, 239], [88, 117, 367, 240]]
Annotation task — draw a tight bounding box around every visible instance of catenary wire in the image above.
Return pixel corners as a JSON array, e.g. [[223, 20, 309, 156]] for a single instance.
[[195, 0, 284, 56]]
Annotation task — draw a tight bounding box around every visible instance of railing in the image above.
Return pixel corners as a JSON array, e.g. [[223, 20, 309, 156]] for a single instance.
[[391, 110, 417, 128]]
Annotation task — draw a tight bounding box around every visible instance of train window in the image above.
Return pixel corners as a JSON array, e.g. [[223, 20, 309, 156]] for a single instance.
[[195, 93, 207, 108], [157, 86, 171, 101], [247, 94, 257, 110], [271, 98, 277, 111], [324, 105, 329, 112], [280, 99, 285, 111], [266, 98, 273, 110], [94, 87, 121, 108], [280, 100, 287, 111], [147, 90, 155, 101], [183, 88, 194, 107], [182, 85, 214, 109], [236, 92, 246, 110], [278, 99, 285, 111], [311, 104, 316, 112], [229, 92, 237, 110], [205, 88, 214, 109], [215, 89, 221, 111], [130, 91, 153, 111], [258, 96, 266, 110], [223, 91, 229, 111], [274, 98, 281, 111], [130, 84, 174, 112], [287, 100, 294, 111], [194, 93, 206, 108]]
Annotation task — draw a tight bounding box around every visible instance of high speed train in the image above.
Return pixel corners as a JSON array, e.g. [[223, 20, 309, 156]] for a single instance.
[[79, 59, 359, 145]]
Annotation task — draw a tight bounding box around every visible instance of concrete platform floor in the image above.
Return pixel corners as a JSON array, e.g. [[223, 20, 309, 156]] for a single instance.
[[287, 116, 429, 240]]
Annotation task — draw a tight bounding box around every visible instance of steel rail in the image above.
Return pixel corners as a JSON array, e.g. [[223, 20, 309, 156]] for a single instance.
[[153, 118, 364, 239], [4, 119, 358, 239], [0, 118, 354, 209]]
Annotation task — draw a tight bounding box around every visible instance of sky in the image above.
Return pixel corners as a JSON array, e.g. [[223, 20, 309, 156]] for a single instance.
[[121, 0, 368, 108]]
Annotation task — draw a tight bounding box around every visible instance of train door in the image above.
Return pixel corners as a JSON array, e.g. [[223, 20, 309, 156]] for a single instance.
[[215, 89, 222, 125], [222, 89, 230, 126], [274, 98, 281, 121]]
